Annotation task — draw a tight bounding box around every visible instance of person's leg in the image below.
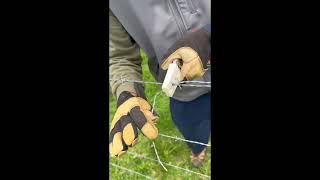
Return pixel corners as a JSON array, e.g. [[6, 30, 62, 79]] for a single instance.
[[169, 93, 211, 155]]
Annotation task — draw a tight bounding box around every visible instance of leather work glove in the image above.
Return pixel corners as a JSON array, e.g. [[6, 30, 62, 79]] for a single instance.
[[109, 91, 159, 157], [161, 25, 211, 80]]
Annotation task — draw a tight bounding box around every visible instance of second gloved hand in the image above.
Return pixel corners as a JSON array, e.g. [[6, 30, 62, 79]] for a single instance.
[[161, 26, 211, 80], [109, 91, 159, 157]]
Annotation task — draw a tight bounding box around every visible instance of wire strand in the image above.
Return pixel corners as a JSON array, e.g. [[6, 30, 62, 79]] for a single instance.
[[110, 163, 154, 180], [150, 91, 211, 147], [158, 133, 211, 147], [109, 79, 211, 88], [180, 80, 211, 84], [152, 141, 167, 171], [127, 152, 211, 179], [110, 82, 211, 179], [151, 91, 163, 113]]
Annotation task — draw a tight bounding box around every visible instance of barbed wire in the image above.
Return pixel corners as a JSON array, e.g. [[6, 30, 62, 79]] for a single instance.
[[180, 80, 211, 84], [109, 78, 211, 88], [127, 152, 211, 179], [110, 78, 163, 85], [110, 163, 154, 180], [110, 82, 211, 179], [151, 91, 211, 172], [111, 141, 211, 179], [151, 91, 211, 147], [158, 133, 211, 147]]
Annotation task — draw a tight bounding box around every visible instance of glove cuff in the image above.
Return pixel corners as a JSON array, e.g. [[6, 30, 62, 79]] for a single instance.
[[117, 83, 146, 107], [117, 91, 134, 107]]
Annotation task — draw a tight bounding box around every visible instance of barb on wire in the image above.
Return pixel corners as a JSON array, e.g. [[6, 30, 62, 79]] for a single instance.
[[127, 152, 211, 179], [158, 133, 211, 147], [172, 83, 211, 88], [110, 163, 153, 180], [109, 78, 163, 85]]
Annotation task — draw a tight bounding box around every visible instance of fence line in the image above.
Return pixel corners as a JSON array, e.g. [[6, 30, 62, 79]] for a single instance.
[[109, 78, 211, 88], [180, 80, 211, 84], [150, 91, 211, 147], [110, 79, 211, 179], [158, 133, 211, 147], [110, 163, 154, 180], [127, 152, 211, 179]]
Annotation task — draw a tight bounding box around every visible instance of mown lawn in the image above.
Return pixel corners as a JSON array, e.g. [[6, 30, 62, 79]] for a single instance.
[[109, 50, 211, 180]]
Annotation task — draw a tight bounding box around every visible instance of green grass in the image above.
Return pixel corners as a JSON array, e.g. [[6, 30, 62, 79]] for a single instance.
[[109, 50, 211, 180]]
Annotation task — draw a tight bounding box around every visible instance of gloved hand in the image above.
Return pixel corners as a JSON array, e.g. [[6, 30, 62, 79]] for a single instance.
[[109, 91, 159, 157], [161, 26, 211, 80]]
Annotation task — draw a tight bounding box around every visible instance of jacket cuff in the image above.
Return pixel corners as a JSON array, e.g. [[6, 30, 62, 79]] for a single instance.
[[116, 83, 137, 100]]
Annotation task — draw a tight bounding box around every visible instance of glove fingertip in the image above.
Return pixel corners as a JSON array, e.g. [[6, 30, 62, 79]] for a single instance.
[[141, 123, 158, 140], [110, 132, 127, 157], [122, 123, 138, 146]]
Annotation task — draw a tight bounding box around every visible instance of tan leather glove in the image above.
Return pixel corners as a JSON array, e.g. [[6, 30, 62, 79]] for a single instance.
[[109, 91, 159, 157], [161, 27, 211, 80]]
